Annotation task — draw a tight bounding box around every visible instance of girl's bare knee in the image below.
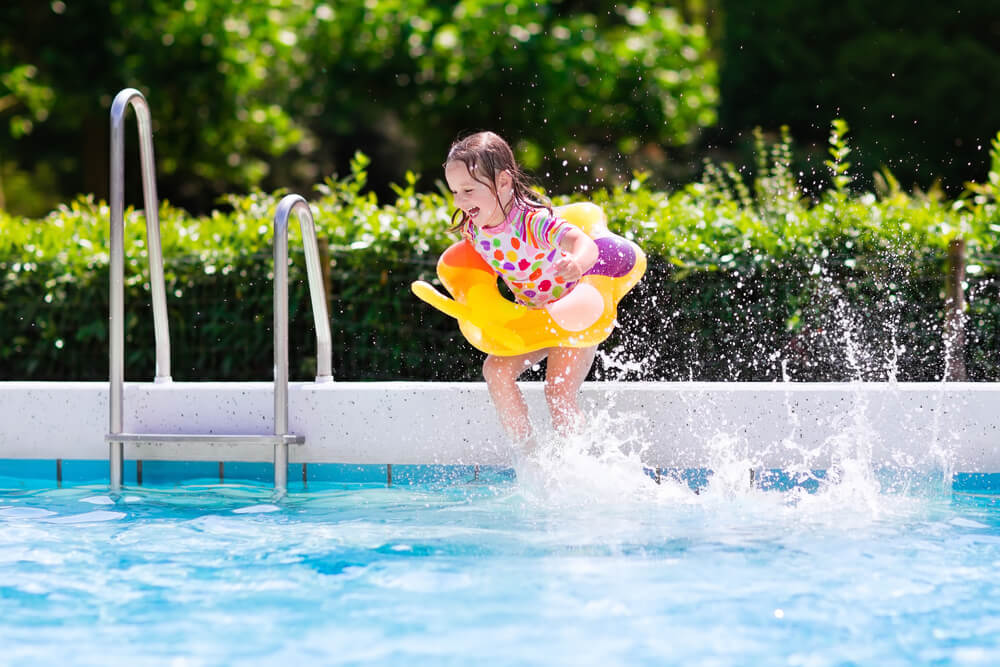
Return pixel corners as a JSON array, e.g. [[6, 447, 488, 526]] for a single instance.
[[484, 353, 538, 386], [482, 355, 507, 385], [484, 357, 521, 391]]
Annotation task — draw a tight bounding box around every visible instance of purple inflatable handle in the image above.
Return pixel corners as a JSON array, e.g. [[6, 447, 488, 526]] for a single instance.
[[585, 235, 637, 278]]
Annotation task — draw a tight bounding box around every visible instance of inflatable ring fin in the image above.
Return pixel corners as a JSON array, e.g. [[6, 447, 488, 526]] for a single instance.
[[412, 202, 646, 356], [411, 281, 526, 351]]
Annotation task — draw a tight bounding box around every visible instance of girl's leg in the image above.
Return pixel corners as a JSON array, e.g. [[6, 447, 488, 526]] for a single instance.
[[483, 349, 549, 445], [544, 346, 598, 435]]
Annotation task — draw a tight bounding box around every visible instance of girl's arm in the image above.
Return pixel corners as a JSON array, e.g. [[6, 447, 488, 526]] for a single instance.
[[552, 226, 599, 281]]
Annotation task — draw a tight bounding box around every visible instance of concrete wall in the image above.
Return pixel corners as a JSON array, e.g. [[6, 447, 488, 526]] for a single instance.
[[1, 381, 998, 471]]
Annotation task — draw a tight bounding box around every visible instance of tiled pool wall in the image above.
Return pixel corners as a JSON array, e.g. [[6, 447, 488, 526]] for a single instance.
[[2, 459, 997, 495]]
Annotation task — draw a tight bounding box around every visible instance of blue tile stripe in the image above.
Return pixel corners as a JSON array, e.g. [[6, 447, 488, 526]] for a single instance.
[[0, 459, 997, 493], [0, 459, 516, 487]]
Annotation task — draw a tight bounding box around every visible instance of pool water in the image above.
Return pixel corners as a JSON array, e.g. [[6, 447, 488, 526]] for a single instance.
[[2, 455, 999, 666]]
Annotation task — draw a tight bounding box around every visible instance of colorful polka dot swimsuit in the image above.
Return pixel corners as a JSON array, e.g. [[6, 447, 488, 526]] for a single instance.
[[465, 203, 577, 309]]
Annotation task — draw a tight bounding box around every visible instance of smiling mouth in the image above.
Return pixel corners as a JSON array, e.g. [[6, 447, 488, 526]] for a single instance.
[[467, 207, 480, 217]]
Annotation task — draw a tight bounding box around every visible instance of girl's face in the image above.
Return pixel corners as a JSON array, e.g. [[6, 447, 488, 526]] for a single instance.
[[445, 160, 512, 229]]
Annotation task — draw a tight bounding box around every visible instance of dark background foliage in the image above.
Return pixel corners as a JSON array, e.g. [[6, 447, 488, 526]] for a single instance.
[[718, 1, 1000, 194], [2, 0, 999, 216], [1, 0, 716, 215]]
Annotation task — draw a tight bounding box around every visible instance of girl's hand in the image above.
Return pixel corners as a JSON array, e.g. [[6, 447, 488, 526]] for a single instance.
[[552, 253, 586, 282], [555, 227, 599, 280]]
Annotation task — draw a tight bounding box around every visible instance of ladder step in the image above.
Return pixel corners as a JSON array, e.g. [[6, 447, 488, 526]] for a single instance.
[[106, 433, 304, 446]]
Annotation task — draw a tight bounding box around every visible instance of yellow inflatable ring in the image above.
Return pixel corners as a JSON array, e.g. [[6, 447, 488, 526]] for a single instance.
[[411, 202, 646, 356]]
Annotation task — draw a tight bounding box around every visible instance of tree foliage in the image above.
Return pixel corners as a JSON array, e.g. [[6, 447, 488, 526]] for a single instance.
[[0, 0, 717, 215], [719, 0, 1000, 193]]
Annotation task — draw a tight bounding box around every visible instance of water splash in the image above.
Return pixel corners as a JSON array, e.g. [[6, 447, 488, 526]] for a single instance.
[[510, 260, 960, 518], [512, 409, 694, 507]]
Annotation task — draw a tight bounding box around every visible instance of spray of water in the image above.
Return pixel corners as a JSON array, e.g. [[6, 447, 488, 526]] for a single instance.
[[509, 260, 959, 519], [512, 408, 695, 507]]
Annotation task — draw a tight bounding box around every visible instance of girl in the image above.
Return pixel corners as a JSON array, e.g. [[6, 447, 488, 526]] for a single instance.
[[444, 131, 602, 449]]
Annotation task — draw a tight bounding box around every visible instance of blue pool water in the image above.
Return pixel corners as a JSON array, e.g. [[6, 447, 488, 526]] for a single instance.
[[1, 459, 999, 665]]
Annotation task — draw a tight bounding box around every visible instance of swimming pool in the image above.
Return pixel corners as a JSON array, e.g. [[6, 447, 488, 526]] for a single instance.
[[2, 449, 998, 665]]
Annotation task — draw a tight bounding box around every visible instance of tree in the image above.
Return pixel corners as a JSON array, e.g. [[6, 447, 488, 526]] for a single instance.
[[719, 0, 1000, 192], [1, 0, 718, 213]]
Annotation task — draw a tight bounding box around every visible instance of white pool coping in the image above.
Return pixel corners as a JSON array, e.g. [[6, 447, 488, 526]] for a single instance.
[[2, 381, 998, 472]]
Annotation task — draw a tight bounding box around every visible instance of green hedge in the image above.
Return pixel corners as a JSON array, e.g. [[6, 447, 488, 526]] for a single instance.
[[2, 127, 999, 381]]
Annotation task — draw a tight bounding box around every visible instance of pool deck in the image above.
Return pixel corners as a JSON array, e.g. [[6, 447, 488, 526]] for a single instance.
[[1, 381, 998, 472]]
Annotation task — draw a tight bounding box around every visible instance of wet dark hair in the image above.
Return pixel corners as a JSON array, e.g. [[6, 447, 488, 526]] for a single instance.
[[444, 131, 552, 231]]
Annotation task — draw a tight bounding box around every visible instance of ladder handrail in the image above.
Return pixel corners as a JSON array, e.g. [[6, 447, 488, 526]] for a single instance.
[[272, 194, 333, 491], [273, 194, 333, 390], [109, 88, 171, 491], [107, 86, 334, 493], [109, 88, 171, 395]]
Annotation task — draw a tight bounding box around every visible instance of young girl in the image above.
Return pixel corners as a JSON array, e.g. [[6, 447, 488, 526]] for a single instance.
[[444, 131, 602, 449]]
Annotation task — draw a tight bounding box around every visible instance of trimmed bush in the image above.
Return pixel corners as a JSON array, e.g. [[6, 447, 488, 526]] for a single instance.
[[2, 127, 999, 381]]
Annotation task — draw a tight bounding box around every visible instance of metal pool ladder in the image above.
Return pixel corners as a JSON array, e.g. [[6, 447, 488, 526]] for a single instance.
[[104, 88, 332, 492]]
